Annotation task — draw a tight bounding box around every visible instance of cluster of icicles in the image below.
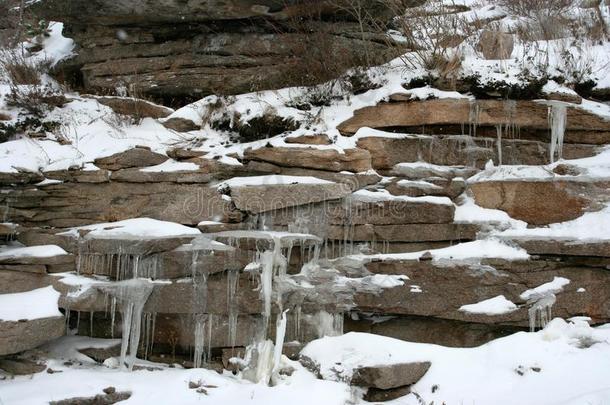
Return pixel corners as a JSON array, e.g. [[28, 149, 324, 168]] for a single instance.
[[70, 230, 353, 378], [465, 100, 568, 166]]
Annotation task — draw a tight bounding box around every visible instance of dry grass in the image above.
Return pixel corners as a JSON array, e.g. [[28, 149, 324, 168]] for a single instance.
[[5, 84, 68, 117], [0, 49, 48, 85], [388, 0, 467, 80], [497, 0, 573, 19]]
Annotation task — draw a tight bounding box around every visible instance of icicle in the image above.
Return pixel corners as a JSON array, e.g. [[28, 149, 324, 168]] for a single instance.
[[294, 305, 302, 342], [64, 308, 71, 333], [193, 315, 207, 369], [309, 311, 343, 338], [142, 312, 157, 360], [548, 103, 567, 163], [110, 297, 117, 338], [528, 294, 556, 332], [97, 279, 154, 371], [243, 340, 275, 385], [260, 250, 275, 324], [272, 310, 289, 374], [468, 100, 480, 137], [496, 124, 503, 166], [227, 269, 239, 349]]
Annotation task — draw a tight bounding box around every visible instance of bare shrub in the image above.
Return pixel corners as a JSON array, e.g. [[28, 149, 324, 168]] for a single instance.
[[5, 83, 68, 117], [497, 0, 573, 19], [209, 106, 298, 143], [260, 1, 398, 92], [388, 0, 467, 80], [0, 49, 48, 85]]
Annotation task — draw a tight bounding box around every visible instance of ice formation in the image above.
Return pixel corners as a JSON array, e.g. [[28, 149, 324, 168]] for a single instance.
[[193, 314, 213, 369], [548, 102, 567, 163], [96, 279, 154, 370], [528, 294, 557, 332]]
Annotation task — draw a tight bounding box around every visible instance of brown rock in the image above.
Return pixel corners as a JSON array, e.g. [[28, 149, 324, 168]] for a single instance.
[[0, 171, 44, 186], [43, 169, 111, 183], [94, 147, 168, 171], [545, 92, 582, 104], [364, 386, 412, 402], [110, 168, 212, 183], [0, 358, 46, 375], [285, 134, 332, 145], [325, 223, 478, 242], [356, 134, 597, 170], [0, 264, 47, 274], [345, 315, 517, 348], [470, 179, 609, 225], [93, 96, 173, 119], [78, 344, 121, 363], [0, 223, 18, 236], [354, 258, 610, 327], [0, 253, 74, 266], [162, 118, 199, 132], [0, 316, 65, 356], [243, 146, 372, 173], [508, 238, 610, 258], [2, 181, 241, 227], [227, 181, 353, 214], [352, 362, 431, 389], [0, 271, 54, 294], [166, 148, 206, 160], [329, 198, 455, 225], [33, 0, 401, 100], [386, 177, 466, 199], [338, 99, 610, 145]]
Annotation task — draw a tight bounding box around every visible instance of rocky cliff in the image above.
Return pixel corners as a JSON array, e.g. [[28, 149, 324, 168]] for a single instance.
[[32, 0, 404, 103]]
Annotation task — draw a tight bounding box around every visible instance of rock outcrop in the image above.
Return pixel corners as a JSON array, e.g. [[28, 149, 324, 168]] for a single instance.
[[33, 0, 404, 102], [1, 81, 610, 375]]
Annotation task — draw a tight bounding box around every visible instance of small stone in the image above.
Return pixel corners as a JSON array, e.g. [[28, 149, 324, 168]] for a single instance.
[[420, 252, 433, 261], [188, 381, 201, 389], [351, 362, 431, 390], [103, 386, 116, 395]]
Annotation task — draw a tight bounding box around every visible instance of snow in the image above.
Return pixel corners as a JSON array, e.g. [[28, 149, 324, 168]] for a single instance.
[[459, 295, 518, 315], [217, 175, 333, 188], [0, 338, 351, 405], [468, 165, 556, 183], [542, 81, 580, 98], [394, 86, 473, 101], [498, 204, 610, 241], [350, 189, 453, 206], [58, 218, 201, 239], [140, 160, 200, 172], [36, 22, 75, 67], [357, 239, 529, 262], [301, 319, 610, 405], [0, 244, 67, 259], [0, 286, 62, 321], [454, 195, 527, 227], [520, 277, 571, 301]]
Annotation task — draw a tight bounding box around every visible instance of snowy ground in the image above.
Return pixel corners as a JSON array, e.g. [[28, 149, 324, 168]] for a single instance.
[[2, 319, 610, 405]]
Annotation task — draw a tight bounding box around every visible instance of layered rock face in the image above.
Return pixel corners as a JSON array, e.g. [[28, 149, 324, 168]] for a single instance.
[[1, 96, 609, 377], [33, 0, 403, 102]]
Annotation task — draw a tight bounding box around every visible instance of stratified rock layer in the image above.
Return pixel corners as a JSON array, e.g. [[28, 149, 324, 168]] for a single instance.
[[33, 0, 404, 101]]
